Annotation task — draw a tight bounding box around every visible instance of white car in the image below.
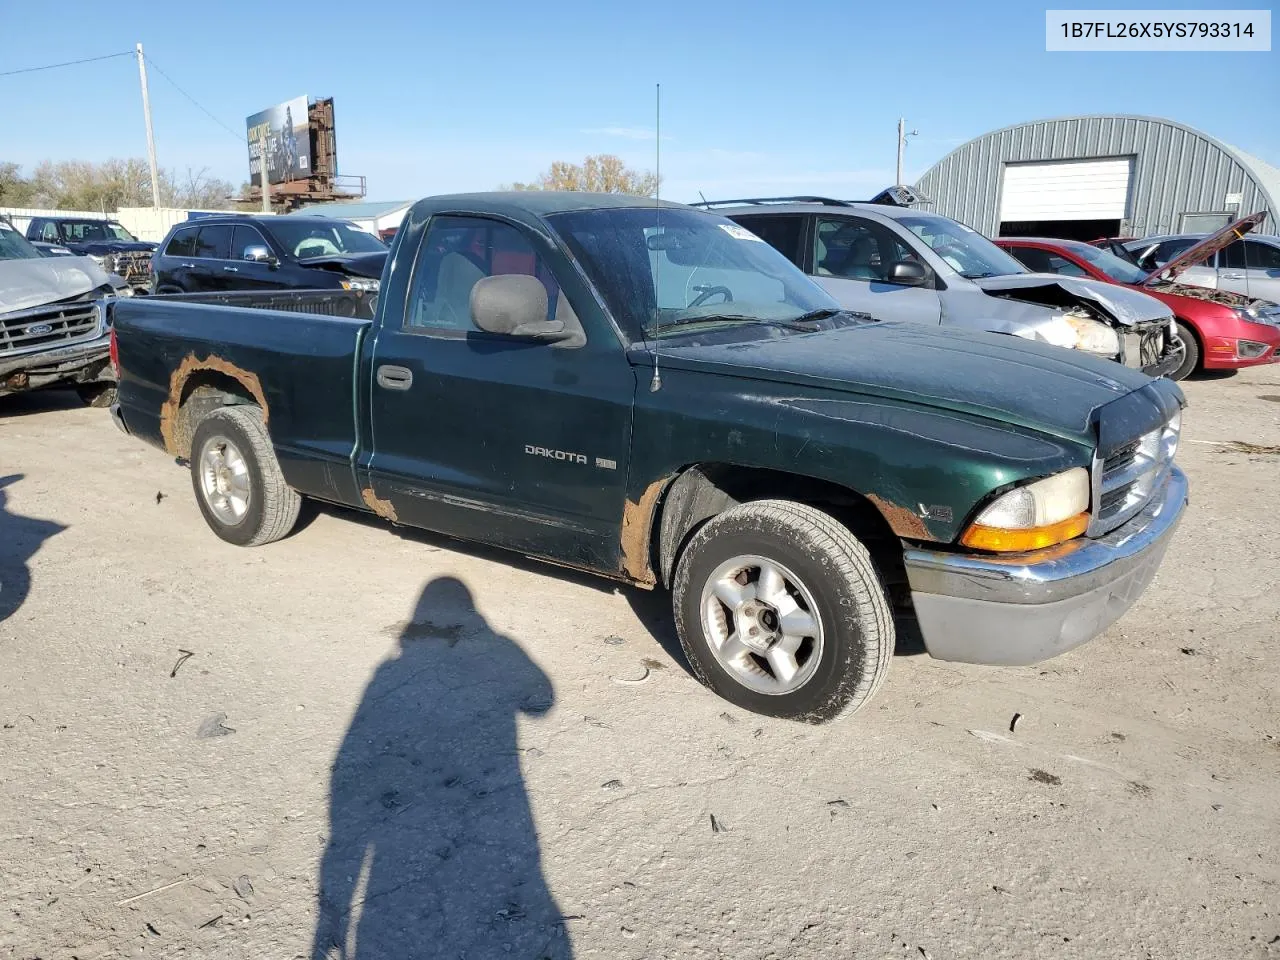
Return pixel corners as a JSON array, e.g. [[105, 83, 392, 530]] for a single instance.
[[1126, 212, 1280, 303]]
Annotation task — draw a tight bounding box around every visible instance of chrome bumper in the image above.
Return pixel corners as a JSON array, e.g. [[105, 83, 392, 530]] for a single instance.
[[0, 333, 111, 380], [903, 466, 1188, 665]]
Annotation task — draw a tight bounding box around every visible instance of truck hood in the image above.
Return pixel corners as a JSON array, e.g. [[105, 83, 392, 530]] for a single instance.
[[0, 256, 114, 314], [649, 321, 1155, 444], [972, 274, 1172, 325], [1142, 210, 1267, 285], [66, 240, 157, 255], [296, 250, 387, 279]]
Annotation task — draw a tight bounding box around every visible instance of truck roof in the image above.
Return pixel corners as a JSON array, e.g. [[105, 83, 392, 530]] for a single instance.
[[410, 191, 688, 216]]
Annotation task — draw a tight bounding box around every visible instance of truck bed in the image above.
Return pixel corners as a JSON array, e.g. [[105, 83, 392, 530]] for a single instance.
[[111, 293, 371, 507]]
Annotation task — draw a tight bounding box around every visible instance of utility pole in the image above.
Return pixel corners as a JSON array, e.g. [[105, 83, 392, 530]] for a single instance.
[[136, 43, 161, 208], [260, 128, 272, 214], [896, 118, 918, 187]]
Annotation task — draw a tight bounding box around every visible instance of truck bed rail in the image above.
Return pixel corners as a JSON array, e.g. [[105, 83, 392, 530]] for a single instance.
[[150, 289, 376, 321]]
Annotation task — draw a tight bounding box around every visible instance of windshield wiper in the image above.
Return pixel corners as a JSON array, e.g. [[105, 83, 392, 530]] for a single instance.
[[657, 314, 807, 332], [791, 307, 875, 324]]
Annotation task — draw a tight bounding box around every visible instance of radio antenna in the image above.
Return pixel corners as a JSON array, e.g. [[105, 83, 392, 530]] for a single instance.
[[650, 81, 663, 393]]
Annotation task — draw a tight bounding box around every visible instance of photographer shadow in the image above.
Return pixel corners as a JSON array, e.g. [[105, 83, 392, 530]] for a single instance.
[[312, 576, 571, 959]]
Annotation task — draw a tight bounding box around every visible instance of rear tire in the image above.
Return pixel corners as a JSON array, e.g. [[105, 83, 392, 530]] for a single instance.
[[672, 499, 894, 723], [189, 405, 301, 546], [1170, 321, 1199, 381]]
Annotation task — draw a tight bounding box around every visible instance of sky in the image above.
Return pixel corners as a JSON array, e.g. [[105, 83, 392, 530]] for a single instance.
[[2, 0, 1276, 204]]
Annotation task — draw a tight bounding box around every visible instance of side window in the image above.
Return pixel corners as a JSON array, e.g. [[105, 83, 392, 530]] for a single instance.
[[41, 222, 60, 242], [232, 225, 270, 260], [165, 228, 198, 257], [405, 216, 566, 336], [730, 215, 805, 267], [194, 225, 233, 260], [814, 216, 926, 285], [1045, 253, 1087, 277], [1005, 246, 1053, 272], [1221, 239, 1280, 270]]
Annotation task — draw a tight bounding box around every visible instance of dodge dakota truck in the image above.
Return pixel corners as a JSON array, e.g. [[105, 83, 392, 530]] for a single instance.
[[109, 192, 1188, 722]]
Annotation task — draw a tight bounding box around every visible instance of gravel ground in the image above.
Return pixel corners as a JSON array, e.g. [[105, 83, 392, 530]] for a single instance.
[[1, 367, 1278, 959]]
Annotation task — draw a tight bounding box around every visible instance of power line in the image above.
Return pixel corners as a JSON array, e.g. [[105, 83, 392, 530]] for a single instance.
[[144, 55, 246, 143], [0, 51, 132, 78]]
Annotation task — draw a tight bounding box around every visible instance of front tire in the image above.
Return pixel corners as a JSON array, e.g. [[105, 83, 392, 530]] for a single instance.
[[189, 405, 301, 546], [672, 500, 894, 723], [1170, 321, 1199, 381]]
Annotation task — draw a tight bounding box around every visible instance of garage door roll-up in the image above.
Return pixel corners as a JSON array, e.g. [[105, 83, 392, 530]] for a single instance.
[[1000, 158, 1134, 222]]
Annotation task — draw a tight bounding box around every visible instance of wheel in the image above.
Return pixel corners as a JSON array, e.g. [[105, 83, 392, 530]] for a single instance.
[[1169, 321, 1199, 381], [75, 383, 116, 408], [672, 500, 894, 723], [189, 405, 301, 546]]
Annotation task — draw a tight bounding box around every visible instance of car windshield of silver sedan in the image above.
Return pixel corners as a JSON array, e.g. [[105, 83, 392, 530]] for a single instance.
[[550, 206, 840, 341], [898, 214, 1029, 280], [0, 223, 43, 260]]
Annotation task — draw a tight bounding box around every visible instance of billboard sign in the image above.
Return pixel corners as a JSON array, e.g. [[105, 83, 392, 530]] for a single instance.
[[246, 95, 310, 186]]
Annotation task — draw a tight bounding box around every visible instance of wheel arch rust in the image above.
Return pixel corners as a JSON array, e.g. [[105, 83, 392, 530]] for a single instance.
[[160, 354, 269, 459]]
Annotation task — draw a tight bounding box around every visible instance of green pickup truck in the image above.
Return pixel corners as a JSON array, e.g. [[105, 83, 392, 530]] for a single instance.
[[109, 193, 1188, 723]]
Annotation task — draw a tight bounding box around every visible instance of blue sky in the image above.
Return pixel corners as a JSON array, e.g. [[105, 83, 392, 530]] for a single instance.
[[2, 0, 1276, 203]]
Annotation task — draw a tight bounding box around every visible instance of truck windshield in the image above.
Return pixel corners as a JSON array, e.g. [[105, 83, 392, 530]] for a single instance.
[[60, 221, 137, 242], [266, 220, 387, 259], [0, 224, 43, 260], [549, 206, 837, 341], [897, 214, 1028, 280]]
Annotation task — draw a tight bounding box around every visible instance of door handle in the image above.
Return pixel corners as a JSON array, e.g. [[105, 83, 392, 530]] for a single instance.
[[376, 364, 413, 391], [1220, 271, 1244, 279], [223, 266, 239, 273], [181, 262, 196, 268]]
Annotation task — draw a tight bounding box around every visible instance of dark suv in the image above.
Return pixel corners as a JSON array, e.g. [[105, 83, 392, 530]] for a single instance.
[[25, 217, 156, 291], [151, 215, 387, 294]]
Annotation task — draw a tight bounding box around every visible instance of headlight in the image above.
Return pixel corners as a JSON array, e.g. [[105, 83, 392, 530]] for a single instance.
[[87, 253, 106, 266], [960, 467, 1091, 552], [340, 277, 380, 292], [1042, 314, 1121, 357]]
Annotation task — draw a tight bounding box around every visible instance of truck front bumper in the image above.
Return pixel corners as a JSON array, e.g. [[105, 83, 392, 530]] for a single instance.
[[0, 333, 112, 393], [903, 466, 1187, 665]]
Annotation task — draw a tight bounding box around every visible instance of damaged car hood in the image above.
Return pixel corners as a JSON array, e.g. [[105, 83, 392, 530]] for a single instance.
[[1143, 211, 1267, 285], [650, 321, 1155, 445], [296, 251, 387, 279], [972, 274, 1172, 325], [0, 256, 113, 314]]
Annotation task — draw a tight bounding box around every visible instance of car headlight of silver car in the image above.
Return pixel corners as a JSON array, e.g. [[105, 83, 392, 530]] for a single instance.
[[1041, 314, 1121, 357]]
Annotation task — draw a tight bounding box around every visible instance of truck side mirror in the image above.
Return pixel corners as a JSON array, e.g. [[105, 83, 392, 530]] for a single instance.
[[470, 274, 570, 341], [888, 260, 929, 286], [243, 245, 278, 267]]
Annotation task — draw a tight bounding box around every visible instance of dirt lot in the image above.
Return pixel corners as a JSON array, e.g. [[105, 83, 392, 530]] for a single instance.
[[2, 367, 1278, 959]]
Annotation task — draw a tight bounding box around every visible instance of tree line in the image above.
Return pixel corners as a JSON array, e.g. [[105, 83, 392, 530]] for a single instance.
[[0, 159, 244, 212]]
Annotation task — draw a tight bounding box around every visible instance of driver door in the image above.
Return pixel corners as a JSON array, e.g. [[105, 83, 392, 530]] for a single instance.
[[810, 216, 942, 324], [364, 214, 636, 571]]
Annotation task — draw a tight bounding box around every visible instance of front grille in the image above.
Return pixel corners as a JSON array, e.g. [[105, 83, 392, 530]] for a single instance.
[[1139, 325, 1167, 369], [1092, 415, 1179, 534], [106, 251, 152, 281], [0, 302, 101, 353]]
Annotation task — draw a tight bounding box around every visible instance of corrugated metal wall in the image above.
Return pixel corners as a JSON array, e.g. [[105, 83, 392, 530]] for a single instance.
[[915, 116, 1277, 237]]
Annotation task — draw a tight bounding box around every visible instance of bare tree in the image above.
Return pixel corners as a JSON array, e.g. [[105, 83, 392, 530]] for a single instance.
[[507, 154, 659, 196], [0, 159, 239, 212]]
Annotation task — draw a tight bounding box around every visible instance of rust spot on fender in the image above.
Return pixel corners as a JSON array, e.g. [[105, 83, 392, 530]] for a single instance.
[[361, 487, 398, 523], [159, 353, 269, 457], [619, 476, 669, 588], [867, 493, 933, 541]]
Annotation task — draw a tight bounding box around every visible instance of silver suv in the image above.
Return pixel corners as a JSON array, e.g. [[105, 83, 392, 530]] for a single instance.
[[703, 196, 1182, 377]]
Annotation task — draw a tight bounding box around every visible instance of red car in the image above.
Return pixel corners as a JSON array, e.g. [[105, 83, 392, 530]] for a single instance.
[[997, 224, 1280, 381]]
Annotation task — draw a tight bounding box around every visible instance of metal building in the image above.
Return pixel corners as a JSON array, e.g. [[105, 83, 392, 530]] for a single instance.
[[915, 115, 1280, 241]]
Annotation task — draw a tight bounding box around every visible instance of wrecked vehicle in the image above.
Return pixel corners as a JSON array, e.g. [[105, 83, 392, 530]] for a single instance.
[[24, 216, 156, 293], [109, 192, 1187, 723], [151, 215, 386, 295], [701, 197, 1183, 377], [1, 219, 127, 406], [998, 233, 1280, 380], [1125, 212, 1280, 303]]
